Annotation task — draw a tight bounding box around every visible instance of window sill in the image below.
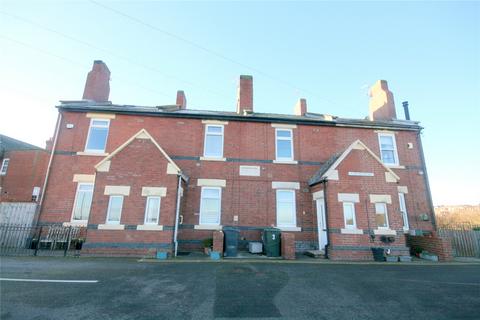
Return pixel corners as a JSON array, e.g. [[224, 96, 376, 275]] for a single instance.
[[200, 157, 226, 162], [64, 221, 88, 227], [385, 165, 405, 169], [194, 224, 222, 230], [137, 224, 164, 231], [402, 227, 409, 233], [98, 224, 125, 230], [276, 226, 301, 232], [341, 228, 363, 234], [273, 160, 298, 164], [373, 229, 396, 236], [77, 151, 109, 157]]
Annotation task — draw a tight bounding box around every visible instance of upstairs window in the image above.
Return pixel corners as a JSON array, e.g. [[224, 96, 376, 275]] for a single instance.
[[106, 195, 124, 224], [72, 183, 93, 221], [343, 202, 357, 229], [85, 119, 110, 153], [144, 196, 161, 225], [0, 158, 10, 175], [275, 129, 293, 161], [375, 202, 389, 228], [199, 187, 222, 225], [378, 133, 398, 166], [203, 125, 224, 158], [276, 190, 296, 227]]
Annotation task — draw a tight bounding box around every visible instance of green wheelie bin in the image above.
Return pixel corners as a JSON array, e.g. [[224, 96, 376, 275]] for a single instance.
[[262, 228, 281, 257]]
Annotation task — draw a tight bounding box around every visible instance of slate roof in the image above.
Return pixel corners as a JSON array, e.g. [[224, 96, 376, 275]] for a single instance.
[[308, 153, 341, 186], [0, 134, 43, 154], [57, 101, 422, 131]]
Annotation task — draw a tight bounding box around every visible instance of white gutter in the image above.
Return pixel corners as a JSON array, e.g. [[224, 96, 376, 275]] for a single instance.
[[173, 174, 183, 256], [37, 112, 62, 221]]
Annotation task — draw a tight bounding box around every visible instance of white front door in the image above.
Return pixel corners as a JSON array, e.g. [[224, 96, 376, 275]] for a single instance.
[[316, 199, 328, 251]]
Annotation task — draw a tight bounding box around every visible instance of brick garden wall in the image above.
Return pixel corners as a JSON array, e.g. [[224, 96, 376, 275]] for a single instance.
[[406, 234, 453, 261]]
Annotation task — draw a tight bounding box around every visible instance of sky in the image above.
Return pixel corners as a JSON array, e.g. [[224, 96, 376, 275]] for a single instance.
[[0, 1, 479, 206]]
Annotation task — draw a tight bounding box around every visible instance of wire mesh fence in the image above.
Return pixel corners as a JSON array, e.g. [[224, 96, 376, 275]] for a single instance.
[[438, 223, 480, 257], [0, 224, 85, 257]]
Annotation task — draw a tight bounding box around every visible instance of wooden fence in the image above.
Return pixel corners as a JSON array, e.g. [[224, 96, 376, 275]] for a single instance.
[[0, 202, 37, 225], [438, 224, 480, 257]]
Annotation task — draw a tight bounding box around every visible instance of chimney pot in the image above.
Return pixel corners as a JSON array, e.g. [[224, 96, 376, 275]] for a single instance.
[[176, 90, 187, 109], [294, 98, 307, 116], [237, 75, 253, 114], [82, 60, 110, 102], [368, 80, 397, 121], [402, 101, 410, 120]]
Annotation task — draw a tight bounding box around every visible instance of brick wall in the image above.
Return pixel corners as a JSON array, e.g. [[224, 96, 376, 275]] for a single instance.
[[0, 150, 49, 202], [406, 234, 453, 261], [84, 137, 179, 255], [38, 110, 435, 257], [213, 230, 224, 254], [281, 232, 295, 260]]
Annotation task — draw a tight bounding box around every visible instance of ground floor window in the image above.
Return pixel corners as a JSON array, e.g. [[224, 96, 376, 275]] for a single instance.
[[375, 202, 389, 228], [106, 195, 124, 224], [144, 196, 161, 224], [342, 202, 357, 229], [199, 187, 222, 225], [276, 190, 296, 227], [72, 183, 93, 221], [398, 193, 409, 230]]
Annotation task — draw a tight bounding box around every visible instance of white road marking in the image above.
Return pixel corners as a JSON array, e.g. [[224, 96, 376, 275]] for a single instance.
[[0, 278, 98, 283]]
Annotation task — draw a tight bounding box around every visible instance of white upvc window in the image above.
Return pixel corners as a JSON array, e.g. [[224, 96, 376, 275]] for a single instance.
[[375, 202, 389, 228], [144, 196, 161, 225], [71, 183, 94, 222], [343, 202, 357, 229], [0, 158, 10, 175], [275, 129, 294, 161], [398, 193, 409, 230], [203, 125, 224, 158], [276, 189, 297, 227], [378, 133, 399, 166], [85, 119, 110, 153], [199, 187, 222, 225], [106, 195, 124, 224]]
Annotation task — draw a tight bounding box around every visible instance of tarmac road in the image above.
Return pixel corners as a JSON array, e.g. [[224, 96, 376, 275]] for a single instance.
[[1, 257, 479, 319]]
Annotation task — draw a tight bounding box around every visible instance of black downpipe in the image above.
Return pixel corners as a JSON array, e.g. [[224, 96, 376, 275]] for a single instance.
[[321, 179, 331, 259], [417, 130, 437, 230]]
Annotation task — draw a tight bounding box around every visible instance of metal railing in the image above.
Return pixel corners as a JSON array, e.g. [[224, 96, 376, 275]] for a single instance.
[[0, 224, 85, 257]]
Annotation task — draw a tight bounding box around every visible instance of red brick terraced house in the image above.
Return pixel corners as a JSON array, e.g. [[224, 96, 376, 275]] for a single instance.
[[37, 60, 437, 260], [0, 134, 49, 204]]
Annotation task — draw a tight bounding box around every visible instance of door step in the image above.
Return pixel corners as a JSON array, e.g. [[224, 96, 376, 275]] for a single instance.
[[305, 250, 326, 259]]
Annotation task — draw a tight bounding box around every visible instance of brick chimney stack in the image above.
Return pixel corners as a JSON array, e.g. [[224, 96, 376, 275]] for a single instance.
[[176, 90, 187, 109], [82, 60, 110, 102], [237, 75, 253, 114], [294, 98, 307, 116], [368, 80, 397, 121]]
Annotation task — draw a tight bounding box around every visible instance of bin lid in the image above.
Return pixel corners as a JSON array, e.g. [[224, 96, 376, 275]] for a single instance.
[[263, 227, 281, 232], [223, 226, 239, 232]]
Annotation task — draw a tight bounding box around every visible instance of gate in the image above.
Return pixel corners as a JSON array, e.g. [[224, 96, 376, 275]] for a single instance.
[[0, 224, 85, 256], [438, 224, 480, 257]]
